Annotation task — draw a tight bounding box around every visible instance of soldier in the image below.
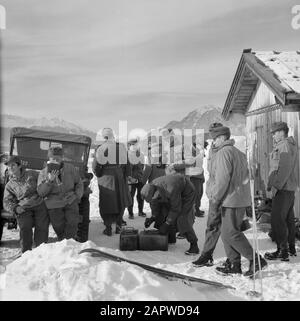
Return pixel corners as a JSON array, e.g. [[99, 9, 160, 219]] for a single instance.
[[92, 128, 132, 236], [141, 169, 200, 255], [127, 138, 146, 219], [76, 167, 93, 243], [3, 156, 49, 252], [193, 123, 225, 266], [204, 126, 267, 277], [38, 146, 83, 241], [265, 122, 298, 261]]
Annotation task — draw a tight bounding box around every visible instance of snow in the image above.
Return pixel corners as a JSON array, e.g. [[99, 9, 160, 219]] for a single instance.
[[1, 151, 300, 301], [254, 51, 300, 94]]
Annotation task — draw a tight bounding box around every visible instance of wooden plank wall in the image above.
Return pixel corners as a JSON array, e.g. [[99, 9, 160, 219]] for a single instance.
[[245, 82, 300, 218]]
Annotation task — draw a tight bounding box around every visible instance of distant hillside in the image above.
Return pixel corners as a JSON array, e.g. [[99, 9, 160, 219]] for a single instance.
[[164, 105, 245, 136], [1, 115, 97, 152]]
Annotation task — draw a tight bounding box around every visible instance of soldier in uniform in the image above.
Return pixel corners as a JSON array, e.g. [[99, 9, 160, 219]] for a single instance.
[[76, 167, 93, 242], [92, 128, 132, 236], [141, 169, 200, 255], [204, 126, 267, 277], [4, 156, 49, 252], [265, 122, 298, 261]]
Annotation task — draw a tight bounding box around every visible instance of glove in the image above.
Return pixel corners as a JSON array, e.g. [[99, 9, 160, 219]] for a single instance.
[[144, 216, 155, 228], [159, 222, 171, 235]]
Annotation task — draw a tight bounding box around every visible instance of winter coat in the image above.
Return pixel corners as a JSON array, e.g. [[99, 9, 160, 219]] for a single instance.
[[208, 139, 251, 208], [92, 141, 132, 215], [268, 136, 298, 191], [128, 149, 145, 183], [142, 164, 166, 184], [205, 143, 218, 198], [4, 168, 44, 214], [150, 173, 195, 234], [37, 162, 83, 209]]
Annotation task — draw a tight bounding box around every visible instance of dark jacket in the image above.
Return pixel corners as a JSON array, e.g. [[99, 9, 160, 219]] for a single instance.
[[92, 140, 132, 214], [4, 168, 43, 214], [209, 139, 251, 208], [268, 136, 298, 191], [128, 149, 145, 183], [150, 173, 195, 234], [142, 164, 166, 184], [38, 162, 83, 209]]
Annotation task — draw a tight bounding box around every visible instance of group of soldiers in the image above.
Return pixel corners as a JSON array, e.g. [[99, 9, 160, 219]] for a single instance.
[[1, 120, 298, 280]]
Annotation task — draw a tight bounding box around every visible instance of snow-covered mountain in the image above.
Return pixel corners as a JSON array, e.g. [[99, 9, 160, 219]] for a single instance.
[[164, 105, 245, 136], [1, 115, 97, 152]]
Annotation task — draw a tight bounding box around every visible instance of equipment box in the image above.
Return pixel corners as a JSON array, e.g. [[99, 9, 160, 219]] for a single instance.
[[119, 227, 139, 251], [139, 230, 168, 251]]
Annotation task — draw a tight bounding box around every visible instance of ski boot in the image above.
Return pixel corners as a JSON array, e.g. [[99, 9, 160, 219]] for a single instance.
[[185, 242, 200, 256], [103, 226, 112, 236], [264, 248, 289, 261], [192, 253, 214, 267], [216, 261, 242, 275], [244, 255, 268, 278]]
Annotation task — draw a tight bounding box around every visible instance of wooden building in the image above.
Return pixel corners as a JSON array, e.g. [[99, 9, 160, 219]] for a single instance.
[[222, 49, 300, 218]]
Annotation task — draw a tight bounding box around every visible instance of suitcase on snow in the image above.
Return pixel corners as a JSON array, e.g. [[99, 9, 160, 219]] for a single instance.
[[119, 227, 139, 251], [139, 229, 168, 251]]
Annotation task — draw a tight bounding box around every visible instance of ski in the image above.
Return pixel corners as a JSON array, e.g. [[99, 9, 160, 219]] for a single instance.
[[79, 248, 235, 290]]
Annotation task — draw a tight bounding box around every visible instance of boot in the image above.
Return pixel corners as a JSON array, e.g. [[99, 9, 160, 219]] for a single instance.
[[121, 219, 127, 226], [265, 248, 289, 261], [216, 261, 242, 275], [192, 253, 214, 267], [138, 212, 146, 217], [103, 226, 112, 236], [128, 213, 134, 219], [243, 255, 268, 278], [289, 244, 297, 257], [115, 225, 122, 234], [185, 242, 200, 256]]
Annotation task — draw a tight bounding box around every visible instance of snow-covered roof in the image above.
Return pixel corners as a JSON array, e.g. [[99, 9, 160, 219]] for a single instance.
[[222, 49, 300, 120], [254, 51, 300, 94]]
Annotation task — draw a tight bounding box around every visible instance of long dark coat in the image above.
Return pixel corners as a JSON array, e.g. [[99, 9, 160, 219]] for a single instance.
[[92, 141, 132, 215]]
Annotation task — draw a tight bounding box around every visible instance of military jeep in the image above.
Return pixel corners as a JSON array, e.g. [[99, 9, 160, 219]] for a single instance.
[[0, 127, 92, 242]]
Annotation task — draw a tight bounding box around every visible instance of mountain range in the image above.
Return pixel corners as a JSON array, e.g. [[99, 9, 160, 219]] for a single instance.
[[1, 106, 245, 151], [164, 105, 245, 135]]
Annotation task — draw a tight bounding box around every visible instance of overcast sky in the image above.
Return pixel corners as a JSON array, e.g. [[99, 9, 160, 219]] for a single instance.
[[1, 0, 299, 133]]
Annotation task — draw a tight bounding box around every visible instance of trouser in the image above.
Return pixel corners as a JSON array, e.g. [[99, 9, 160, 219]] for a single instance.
[[48, 200, 80, 241], [202, 200, 222, 256], [221, 207, 253, 264], [128, 182, 144, 214], [16, 202, 49, 253], [183, 228, 198, 245], [271, 190, 295, 250], [77, 196, 90, 242], [190, 176, 204, 215]]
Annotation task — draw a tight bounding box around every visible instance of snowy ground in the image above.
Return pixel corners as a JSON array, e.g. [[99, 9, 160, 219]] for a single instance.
[[1, 155, 300, 301]]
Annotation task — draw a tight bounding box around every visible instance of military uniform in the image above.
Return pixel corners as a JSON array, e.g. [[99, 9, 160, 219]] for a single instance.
[[266, 122, 298, 259], [4, 161, 49, 252]]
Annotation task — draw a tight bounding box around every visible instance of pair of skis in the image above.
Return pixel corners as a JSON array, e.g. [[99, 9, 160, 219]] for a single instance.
[[79, 248, 235, 290]]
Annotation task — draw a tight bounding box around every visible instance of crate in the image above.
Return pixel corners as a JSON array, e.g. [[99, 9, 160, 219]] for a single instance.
[[139, 229, 168, 251], [119, 227, 139, 251]]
